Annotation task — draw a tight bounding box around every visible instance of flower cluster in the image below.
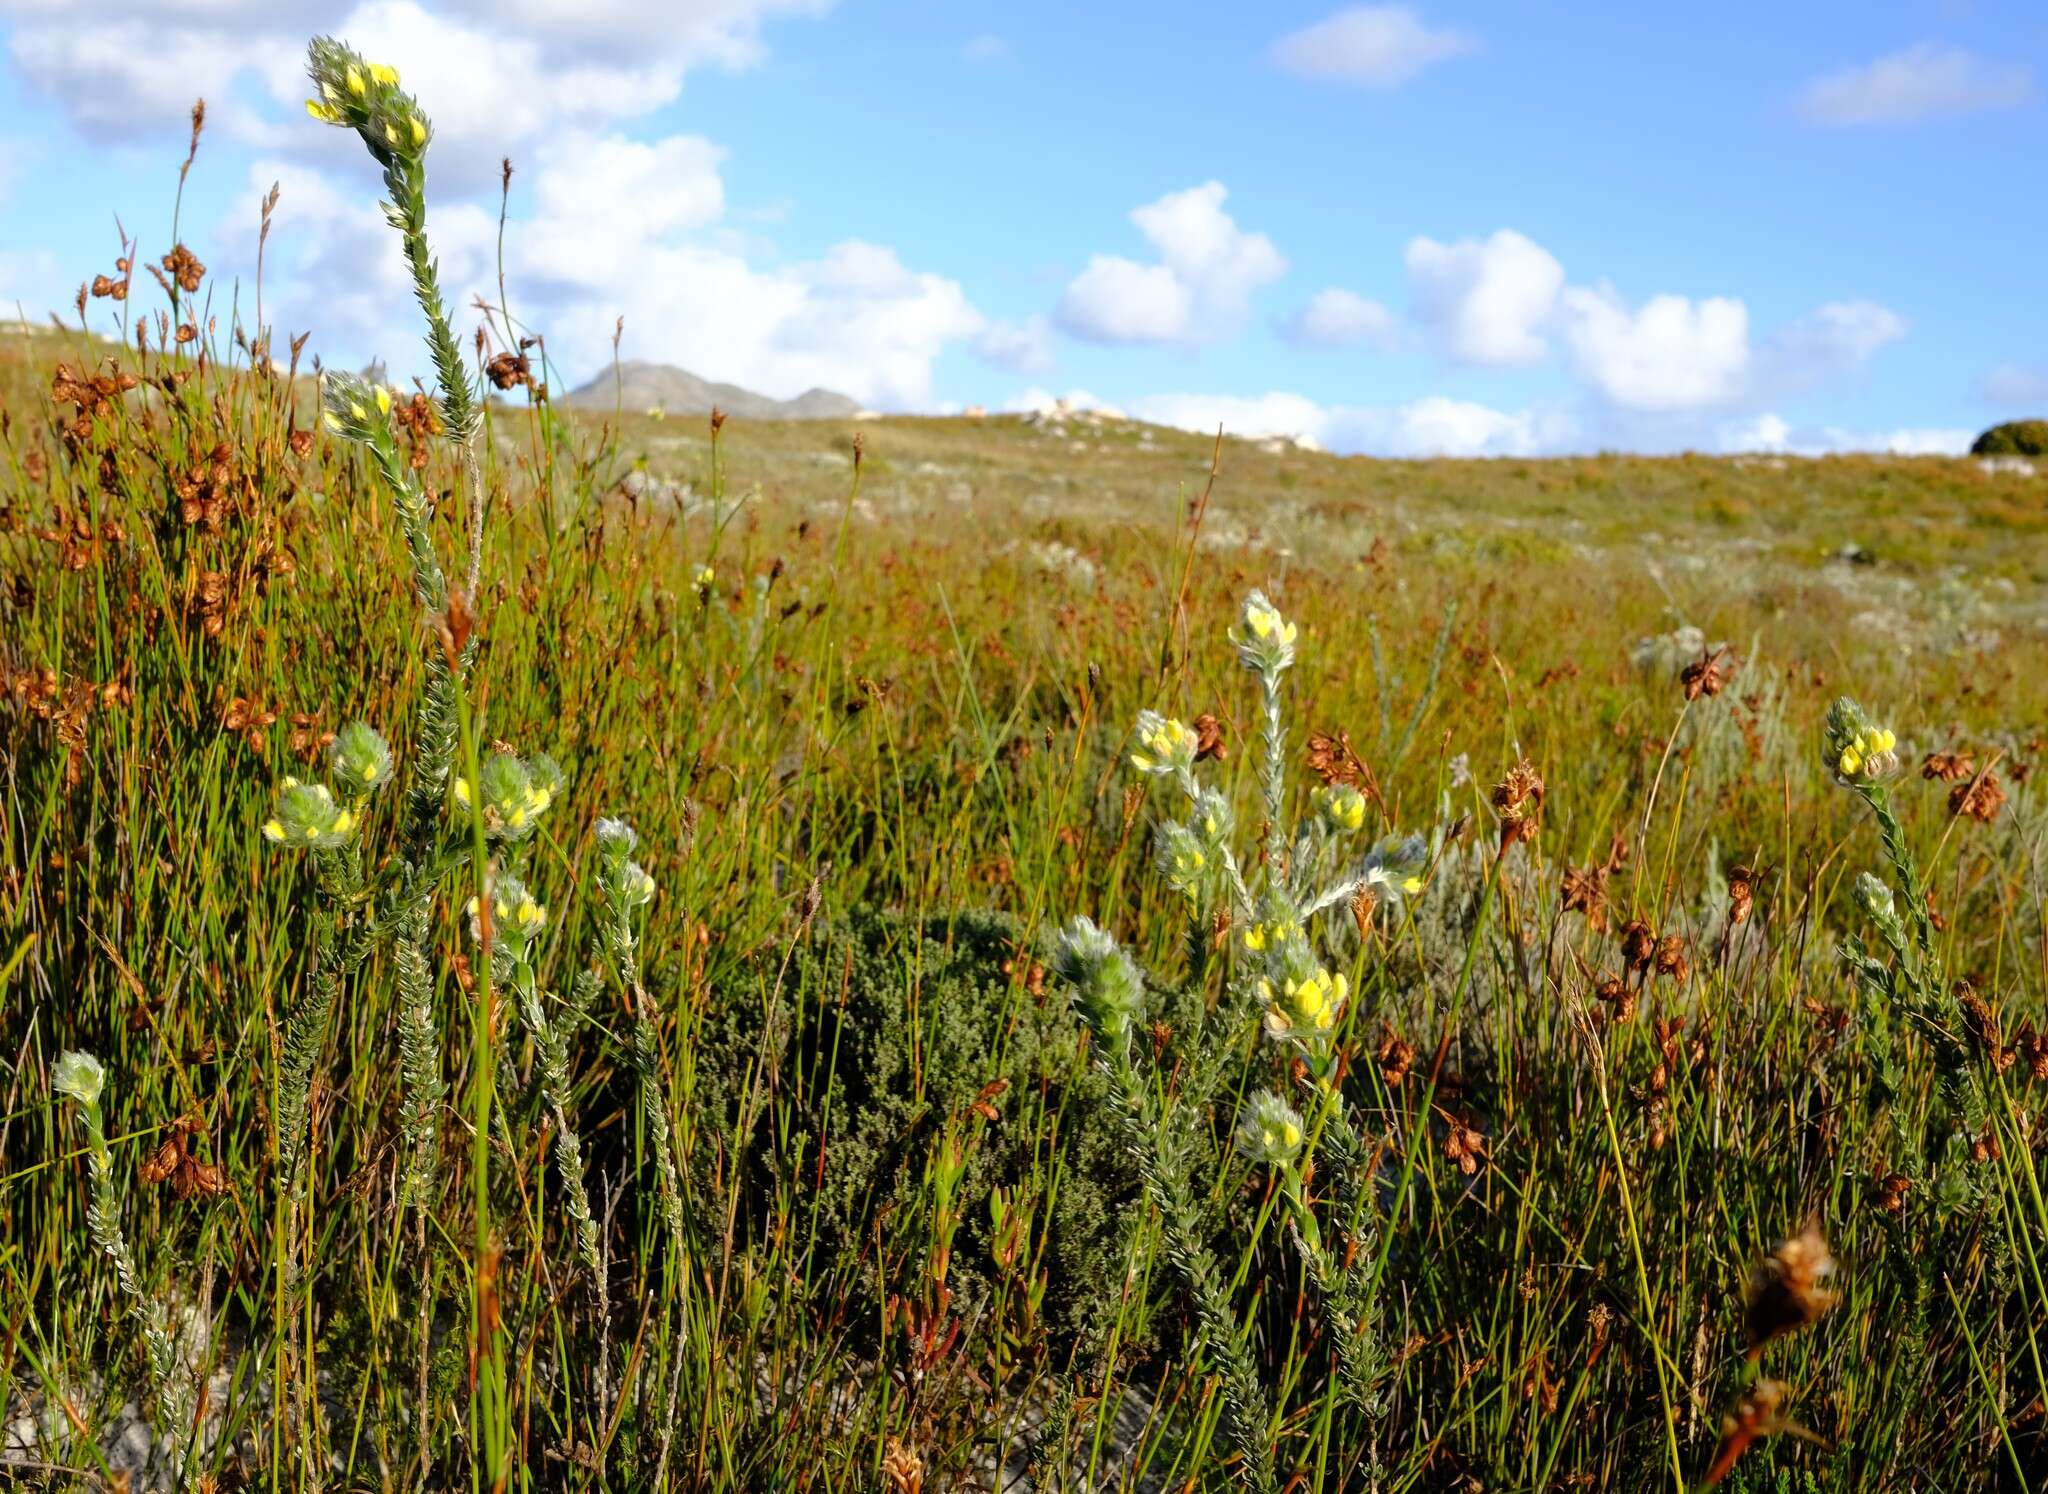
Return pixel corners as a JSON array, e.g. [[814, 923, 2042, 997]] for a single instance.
[[320, 370, 397, 445], [453, 750, 563, 842], [468, 872, 547, 963], [1052, 916, 1146, 1043], [1260, 963, 1349, 1039], [304, 37, 430, 164], [1356, 833, 1429, 902], [263, 777, 359, 850], [1823, 697, 1899, 784], [1129, 711, 1200, 778], [327, 721, 393, 798], [1316, 782, 1368, 833], [1153, 821, 1211, 900], [1234, 1091, 1305, 1167], [692, 564, 715, 600], [1228, 590, 1297, 676], [593, 817, 657, 907]]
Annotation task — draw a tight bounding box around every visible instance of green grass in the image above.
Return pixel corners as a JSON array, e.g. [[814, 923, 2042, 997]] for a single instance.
[[2, 61, 2047, 1493]]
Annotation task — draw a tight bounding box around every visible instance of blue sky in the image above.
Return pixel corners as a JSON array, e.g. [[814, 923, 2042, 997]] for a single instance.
[[2, 1, 2043, 455]]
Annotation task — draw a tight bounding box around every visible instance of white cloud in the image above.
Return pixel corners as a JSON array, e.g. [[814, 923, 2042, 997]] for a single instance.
[[1795, 43, 2033, 126], [1404, 229, 1562, 367], [1005, 387, 1125, 418], [1057, 182, 1287, 346], [973, 315, 1055, 374], [1721, 413, 1972, 456], [1126, 389, 1566, 457], [236, 133, 983, 410], [1270, 6, 1475, 87], [3, 0, 829, 175], [1982, 361, 2048, 408], [1759, 299, 1907, 391], [1282, 288, 1399, 349], [1719, 412, 1792, 452], [1559, 285, 1750, 412]]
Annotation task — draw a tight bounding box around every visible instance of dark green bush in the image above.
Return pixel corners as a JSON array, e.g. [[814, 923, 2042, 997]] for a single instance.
[[690, 905, 1144, 1348], [1970, 419, 2048, 456]]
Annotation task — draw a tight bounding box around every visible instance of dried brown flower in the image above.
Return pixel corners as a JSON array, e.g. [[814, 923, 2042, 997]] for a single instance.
[[1726, 864, 1756, 926], [1872, 1169, 1911, 1216], [484, 351, 532, 390], [1376, 1032, 1415, 1088], [1444, 1116, 1487, 1177], [1922, 749, 1976, 782], [1594, 973, 1637, 1023], [1653, 934, 1690, 986], [137, 1113, 228, 1201], [1619, 918, 1656, 979], [1192, 711, 1228, 762], [161, 243, 206, 294], [1948, 770, 2005, 824], [880, 1438, 924, 1494], [1702, 1379, 1791, 1488], [1304, 727, 1377, 801], [1561, 864, 1610, 931], [1743, 1219, 1838, 1358], [1681, 646, 1736, 701]]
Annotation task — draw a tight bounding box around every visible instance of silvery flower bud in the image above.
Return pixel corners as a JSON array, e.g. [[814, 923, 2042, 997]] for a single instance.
[[1053, 915, 1146, 1042], [327, 721, 393, 797], [1234, 1090, 1306, 1167], [52, 1050, 105, 1109]]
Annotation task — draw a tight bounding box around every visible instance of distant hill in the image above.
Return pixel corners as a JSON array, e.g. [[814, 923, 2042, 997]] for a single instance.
[[564, 360, 862, 421]]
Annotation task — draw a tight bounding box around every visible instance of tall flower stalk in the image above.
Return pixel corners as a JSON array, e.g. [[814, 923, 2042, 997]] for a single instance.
[[1054, 590, 1430, 1491]]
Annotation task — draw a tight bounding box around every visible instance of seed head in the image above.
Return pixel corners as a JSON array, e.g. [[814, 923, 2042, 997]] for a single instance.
[[1743, 1218, 1838, 1357]]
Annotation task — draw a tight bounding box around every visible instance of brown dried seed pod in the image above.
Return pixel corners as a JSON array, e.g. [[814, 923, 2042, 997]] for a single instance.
[[1744, 1219, 1838, 1357]]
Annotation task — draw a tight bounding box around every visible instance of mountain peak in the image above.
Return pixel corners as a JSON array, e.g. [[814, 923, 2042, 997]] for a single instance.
[[565, 361, 862, 422]]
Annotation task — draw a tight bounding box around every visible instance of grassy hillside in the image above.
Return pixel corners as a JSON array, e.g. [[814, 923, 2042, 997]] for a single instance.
[[2, 199, 2047, 1492]]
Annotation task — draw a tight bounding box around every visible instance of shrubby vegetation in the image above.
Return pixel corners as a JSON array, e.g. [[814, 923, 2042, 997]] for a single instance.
[[2, 32, 2047, 1494]]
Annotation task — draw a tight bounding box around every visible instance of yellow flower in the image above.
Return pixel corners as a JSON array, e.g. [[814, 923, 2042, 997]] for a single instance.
[[346, 66, 365, 96], [1402, 874, 1423, 895], [454, 777, 473, 807], [375, 386, 392, 415], [369, 62, 400, 85], [262, 818, 285, 842], [409, 116, 427, 147], [305, 99, 339, 123], [1281, 1120, 1302, 1147], [330, 808, 356, 837], [1243, 924, 1268, 952]]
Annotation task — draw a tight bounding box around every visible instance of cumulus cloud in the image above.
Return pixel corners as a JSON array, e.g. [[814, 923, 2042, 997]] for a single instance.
[[1404, 229, 1563, 367], [1270, 6, 1475, 87], [3, 0, 829, 174], [1281, 288, 1399, 349], [1795, 43, 2033, 126], [238, 130, 982, 409], [5, 0, 997, 407], [1057, 182, 1287, 346], [1559, 286, 1750, 412], [1721, 412, 1973, 456], [973, 315, 1056, 375], [1126, 389, 1568, 457]]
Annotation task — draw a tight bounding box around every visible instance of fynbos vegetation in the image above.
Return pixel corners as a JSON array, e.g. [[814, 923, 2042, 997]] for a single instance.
[[1, 31, 2045, 1494]]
